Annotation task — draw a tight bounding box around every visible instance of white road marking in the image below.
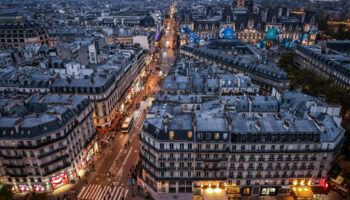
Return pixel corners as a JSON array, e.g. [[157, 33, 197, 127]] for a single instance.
[[77, 186, 86, 199]]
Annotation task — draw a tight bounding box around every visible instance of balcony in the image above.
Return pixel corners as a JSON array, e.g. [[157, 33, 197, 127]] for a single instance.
[[2, 154, 22, 159], [277, 157, 284, 161], [41, 154, 69, 168], [257, 166, 263, 170], [307, 166, 315, 170], [3, 163, 29, 168], [237, 167, 244, 170], [258, 158, 265, 161], [255, 175, 262, 178], [43, 162, 70, 176], [38, 146, 67, 159], [310, 157, 317, 161], [299, 166, 306, 170]]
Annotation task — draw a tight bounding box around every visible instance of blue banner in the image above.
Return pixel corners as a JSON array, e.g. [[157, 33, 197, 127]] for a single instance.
[[301, 33, 309, 43], [224, 28, 234, 39], [260, 40, 266, 48], [266, 29, 277, 39], [189, 32, 195, 43], [184, 27, 191, 33]]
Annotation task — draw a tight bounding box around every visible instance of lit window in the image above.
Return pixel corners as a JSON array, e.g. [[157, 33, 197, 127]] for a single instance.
[[188, 131, 192, 139], [169, 131, 174, 140], [215, 133, 220, 140]]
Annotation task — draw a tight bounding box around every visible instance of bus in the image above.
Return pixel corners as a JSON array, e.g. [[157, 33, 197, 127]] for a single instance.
[[121, 116, 134, 133]]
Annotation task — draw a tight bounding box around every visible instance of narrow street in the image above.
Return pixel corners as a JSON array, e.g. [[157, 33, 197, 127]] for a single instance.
[[55, 5, 178, 200]]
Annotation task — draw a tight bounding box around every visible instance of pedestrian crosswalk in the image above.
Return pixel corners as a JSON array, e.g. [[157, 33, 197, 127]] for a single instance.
[[78, 184, 129, 200]]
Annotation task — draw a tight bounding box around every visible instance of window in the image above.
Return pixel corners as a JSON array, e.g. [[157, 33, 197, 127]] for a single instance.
[[169, 131, 174, 140], [170, 143, 174, 150], [180, 143, 184, 150], [215, 133, 220, 140], [188, 131, 192, 139], [215, 144, 219, 150], [160, 143, 164, 149], [188, 144, 192, 149]]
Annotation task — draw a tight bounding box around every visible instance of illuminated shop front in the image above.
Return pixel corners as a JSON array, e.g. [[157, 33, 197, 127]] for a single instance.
[[260, 187, 278, 196], [51, 173, 70, 190], [226, 186, 241, 200], [18, 184, 30, 193], [33, 185, 45, 192]]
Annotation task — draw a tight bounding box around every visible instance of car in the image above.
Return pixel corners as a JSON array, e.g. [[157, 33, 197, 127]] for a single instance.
[[142, 95, 147, 100]]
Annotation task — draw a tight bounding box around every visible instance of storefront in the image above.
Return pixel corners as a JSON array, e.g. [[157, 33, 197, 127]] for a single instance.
[[226, 187, 241, 200], [242, 187, 252, 196], [260, 187, 278, 196], [33, 184, 45, 192], [51, 173, 70, 190], [18, 184, 30, 193], [86, 142, 98, 162]]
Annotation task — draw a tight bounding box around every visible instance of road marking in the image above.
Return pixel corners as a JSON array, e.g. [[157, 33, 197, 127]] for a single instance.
[[115, 188, 124, 200], [124, 189, 129, 199], [122, 147, 133, 166], [111, 186, 122, 200], [77, 186, 86, 199], [81, 184, 94, 199]]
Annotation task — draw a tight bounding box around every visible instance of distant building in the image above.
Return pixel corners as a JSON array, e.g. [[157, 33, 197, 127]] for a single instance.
[[180, 40, 289, 94], [162, 59, 260, 95], [0, 94, 97, 193], [0, 22, 49, 48], [177, 2, 318, 45], [294, 45, 350, 89]]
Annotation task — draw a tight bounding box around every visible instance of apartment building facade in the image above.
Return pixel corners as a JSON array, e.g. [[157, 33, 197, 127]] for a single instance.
[[139, 91, 344, 199], [294, 45, 350, 89], [0, 95, 97, 193]]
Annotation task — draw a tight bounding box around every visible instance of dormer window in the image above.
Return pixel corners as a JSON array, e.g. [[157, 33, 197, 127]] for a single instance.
[[169, 131, 174, 140], [215, 133, 220, 140], [188, 131, 193, 139], [272, 16, 276, 23], [240, 24, 244, 30], [185, 15, 190, 23]]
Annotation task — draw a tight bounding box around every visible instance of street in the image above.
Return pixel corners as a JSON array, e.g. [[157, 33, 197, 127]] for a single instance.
[[54, 5, 178, 200]]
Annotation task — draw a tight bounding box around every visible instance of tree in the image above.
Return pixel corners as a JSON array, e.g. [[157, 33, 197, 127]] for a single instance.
[[24, 192, 49, 200], [0, 184, 14, 200]]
